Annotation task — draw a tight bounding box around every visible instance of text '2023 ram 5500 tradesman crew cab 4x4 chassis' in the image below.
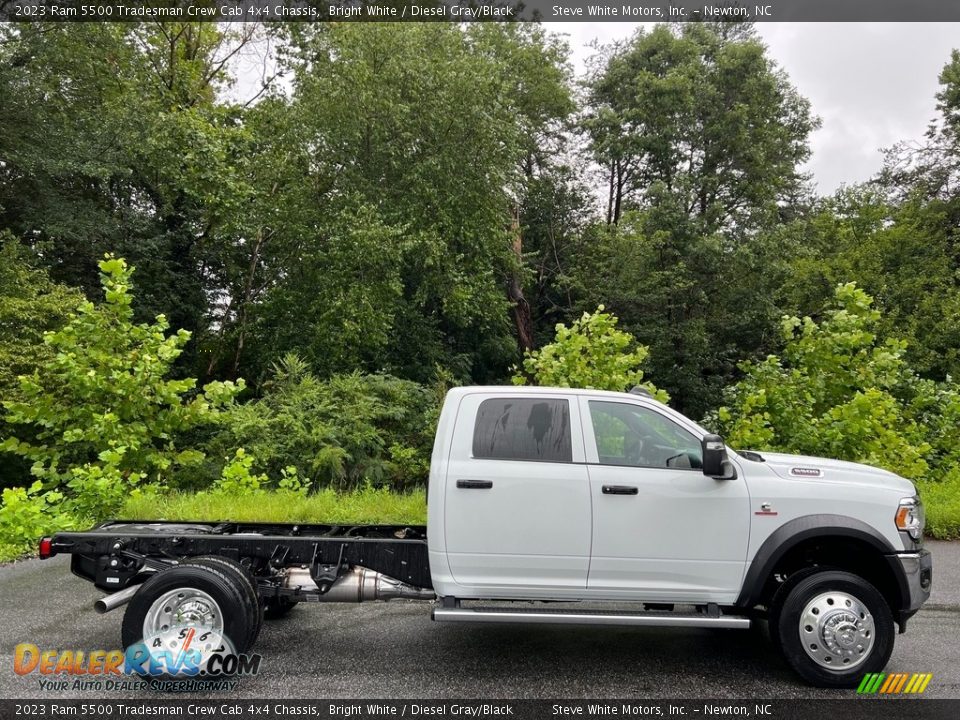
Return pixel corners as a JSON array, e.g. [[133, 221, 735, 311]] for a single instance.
[[40, 386, 932, 687]]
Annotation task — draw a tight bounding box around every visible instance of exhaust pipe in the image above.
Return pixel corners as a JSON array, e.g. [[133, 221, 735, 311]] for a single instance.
[[94, 584, 142, 614], [283, 566, 434, 602]]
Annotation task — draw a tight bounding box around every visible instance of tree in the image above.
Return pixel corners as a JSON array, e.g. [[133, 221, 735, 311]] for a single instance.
[[0, 237, 82, 404], [0, 236, 83, 489], [881, 49, 960, 201], [584, 22, 817, 229], [198, 356, 439, 493], [519, 164, 598, 343], [776, 188, 960, 381], [469, 23, 576, 353], [1, 256, 244, 516], [242, 23, 576, 384], [514, 306, 667, 399], [0, 23, 270, 374], [571, 22, 819, 416]]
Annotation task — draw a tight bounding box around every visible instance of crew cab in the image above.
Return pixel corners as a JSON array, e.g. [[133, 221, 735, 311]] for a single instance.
[[41, 386, 933, 687]]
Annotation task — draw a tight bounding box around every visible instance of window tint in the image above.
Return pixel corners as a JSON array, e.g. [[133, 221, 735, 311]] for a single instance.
[[473, 398, 572, 462], [589, 401, 702, 470]]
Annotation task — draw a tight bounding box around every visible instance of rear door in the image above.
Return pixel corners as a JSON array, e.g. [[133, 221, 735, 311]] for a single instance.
[[443, 393, 592, 591], [580, 398, 750, 603]]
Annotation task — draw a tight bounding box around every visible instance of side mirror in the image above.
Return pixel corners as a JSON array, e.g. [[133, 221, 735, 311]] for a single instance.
[[701, 434, 737, 480]]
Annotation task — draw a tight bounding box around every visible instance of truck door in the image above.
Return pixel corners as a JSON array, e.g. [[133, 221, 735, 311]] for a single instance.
[[580, 398, 750, 603], [443, 393, 592, 591]]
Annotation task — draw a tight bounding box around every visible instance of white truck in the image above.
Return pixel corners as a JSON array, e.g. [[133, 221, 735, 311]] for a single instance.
[[41, 386, 932, 688]]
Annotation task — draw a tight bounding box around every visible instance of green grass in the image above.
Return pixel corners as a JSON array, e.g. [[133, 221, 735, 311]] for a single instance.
[[123, 481, 960, 540], [119, 486, 427, 526], [918, 477, 960, 540], [4, 478, 958, 565]]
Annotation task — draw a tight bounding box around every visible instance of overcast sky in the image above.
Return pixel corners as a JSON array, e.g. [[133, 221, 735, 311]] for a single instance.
[[546, 22, 959, 193]]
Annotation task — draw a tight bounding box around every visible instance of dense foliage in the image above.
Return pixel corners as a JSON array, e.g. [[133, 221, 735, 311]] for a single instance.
[[1, 20, 959, 554], [193, 356, 441, 492], [711, 284, 960, 483]]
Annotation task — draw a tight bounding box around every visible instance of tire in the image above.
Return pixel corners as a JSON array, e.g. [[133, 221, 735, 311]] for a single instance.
[[121, 562, 256, 668], [773, 570, 895, 687], [183, 556, 263, 649], [768, 566, 828, 654], [263, 597, 299, 619]]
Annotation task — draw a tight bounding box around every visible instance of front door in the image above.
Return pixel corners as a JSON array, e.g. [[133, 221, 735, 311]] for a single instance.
[[443, 393, 592, 592], [581, 398, 750, 603]]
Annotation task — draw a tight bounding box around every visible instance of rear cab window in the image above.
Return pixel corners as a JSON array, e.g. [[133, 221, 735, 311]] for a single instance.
[[472, 398, 572, 463]]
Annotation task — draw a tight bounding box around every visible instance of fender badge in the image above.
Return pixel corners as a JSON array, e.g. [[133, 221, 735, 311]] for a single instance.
[[790, 467, 822, 477], [755, 502, 778, 516]]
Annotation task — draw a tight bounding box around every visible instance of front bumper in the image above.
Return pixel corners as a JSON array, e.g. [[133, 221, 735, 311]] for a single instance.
[[886, 548, 933, 630]]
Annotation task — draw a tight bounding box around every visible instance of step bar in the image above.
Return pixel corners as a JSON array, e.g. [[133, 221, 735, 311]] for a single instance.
[[432, 606, 750, 629]]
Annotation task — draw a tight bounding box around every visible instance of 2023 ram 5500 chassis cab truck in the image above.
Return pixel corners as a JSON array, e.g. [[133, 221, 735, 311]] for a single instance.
[[40, 386, 933, 687]]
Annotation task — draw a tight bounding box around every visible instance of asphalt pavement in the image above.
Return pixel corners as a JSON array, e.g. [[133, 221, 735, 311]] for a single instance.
[[1, 541, 958, 699]]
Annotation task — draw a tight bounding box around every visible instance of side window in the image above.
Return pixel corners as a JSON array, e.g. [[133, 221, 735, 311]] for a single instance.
[[472, 398, 572, 463], [589, 401, 702, 470]]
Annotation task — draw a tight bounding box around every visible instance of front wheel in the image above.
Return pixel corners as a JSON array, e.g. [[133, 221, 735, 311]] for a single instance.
[[773, 570, 894, 687]]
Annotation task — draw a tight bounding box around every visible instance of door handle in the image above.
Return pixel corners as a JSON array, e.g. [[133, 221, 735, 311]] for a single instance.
[[602, 485, 638, 495], [457, 479, 494, 489]]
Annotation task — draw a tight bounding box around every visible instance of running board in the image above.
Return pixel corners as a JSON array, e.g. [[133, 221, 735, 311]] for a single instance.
[[432, 606, 750, 629]]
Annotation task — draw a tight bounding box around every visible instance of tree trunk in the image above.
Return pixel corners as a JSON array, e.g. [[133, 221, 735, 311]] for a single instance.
[[507, 206, 534, 354], [606, 163, 616, 225], [231, 228, 265, 379]]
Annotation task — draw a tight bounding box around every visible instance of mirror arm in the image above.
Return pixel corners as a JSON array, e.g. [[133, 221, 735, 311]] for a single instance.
[[713, 459, 738, 481]]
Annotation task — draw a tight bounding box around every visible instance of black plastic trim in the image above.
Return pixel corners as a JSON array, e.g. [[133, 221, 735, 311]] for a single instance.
[[736, 514, 896, 608]]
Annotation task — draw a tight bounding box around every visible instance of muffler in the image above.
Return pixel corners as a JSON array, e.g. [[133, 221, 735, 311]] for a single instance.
[[94, 583, 142, 614], [283, 566, 435, 602]]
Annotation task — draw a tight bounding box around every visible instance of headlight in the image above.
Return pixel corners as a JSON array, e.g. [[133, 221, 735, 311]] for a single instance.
[[895, 496, 925, 540]]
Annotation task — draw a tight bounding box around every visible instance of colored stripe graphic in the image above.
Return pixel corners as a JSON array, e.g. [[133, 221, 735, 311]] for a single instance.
[[879, 674, 896, 693], [858, 672, 932, 694], [904, 674, 919, 694]]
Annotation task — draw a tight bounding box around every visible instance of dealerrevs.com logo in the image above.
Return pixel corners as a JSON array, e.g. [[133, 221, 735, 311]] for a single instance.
[[14, 633, 263, 692]]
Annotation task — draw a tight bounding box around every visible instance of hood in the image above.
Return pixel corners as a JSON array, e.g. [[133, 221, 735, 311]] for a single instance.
[[740, 450, 916, 494]]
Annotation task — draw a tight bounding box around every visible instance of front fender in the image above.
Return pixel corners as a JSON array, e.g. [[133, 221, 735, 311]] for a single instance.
[[736, 513, 896, 608]]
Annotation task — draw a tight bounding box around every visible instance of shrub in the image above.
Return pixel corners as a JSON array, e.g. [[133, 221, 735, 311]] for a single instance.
[[513, 306, 668, 400], [214, 449, 266, 495], [711, 283, 960, 488], [193, 355, 440, 492], [0, 256, 243, 555]]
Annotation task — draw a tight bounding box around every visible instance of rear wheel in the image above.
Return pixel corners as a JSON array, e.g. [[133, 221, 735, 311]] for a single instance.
[[772, 570, 894, 687], [184, 556, 263, 648], [121, 563, 256, 678]]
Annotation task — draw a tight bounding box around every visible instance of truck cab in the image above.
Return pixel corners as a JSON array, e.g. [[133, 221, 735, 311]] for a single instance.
[[426, 386, 932, 686]]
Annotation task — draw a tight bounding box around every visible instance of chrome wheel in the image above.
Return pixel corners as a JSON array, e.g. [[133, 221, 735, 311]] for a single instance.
[[142, 587, 224, 654], [799, 590, 875, 670]]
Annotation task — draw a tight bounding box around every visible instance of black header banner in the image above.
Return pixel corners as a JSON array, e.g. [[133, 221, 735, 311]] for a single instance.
[[1, 700, 960, 720], [3, 0, 960, 23]]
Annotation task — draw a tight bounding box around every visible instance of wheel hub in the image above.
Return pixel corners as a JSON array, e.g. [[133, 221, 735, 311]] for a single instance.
[[143, 588, 224, 655], [799, 591, 874, 670]]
